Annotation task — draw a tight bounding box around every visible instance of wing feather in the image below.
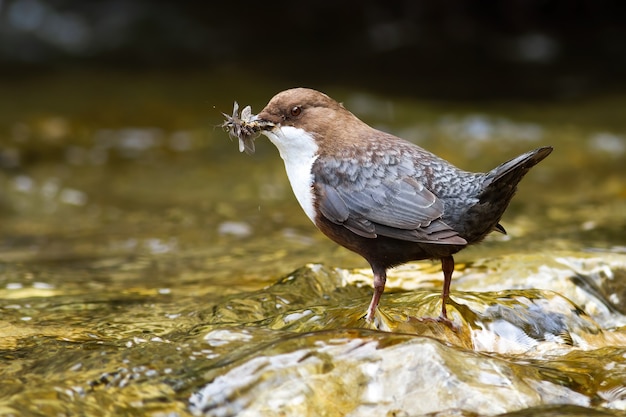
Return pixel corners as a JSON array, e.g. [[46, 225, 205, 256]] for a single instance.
[[316, 168, 466, 246]]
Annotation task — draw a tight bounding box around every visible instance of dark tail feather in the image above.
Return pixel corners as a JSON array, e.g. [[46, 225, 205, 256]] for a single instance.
[[480, 146, 553, 206], [483, 146, 553, 189], [461, 146, 552, 242]]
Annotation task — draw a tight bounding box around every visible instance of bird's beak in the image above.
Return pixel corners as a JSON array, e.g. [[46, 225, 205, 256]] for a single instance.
[[222, 102, 275, 155]]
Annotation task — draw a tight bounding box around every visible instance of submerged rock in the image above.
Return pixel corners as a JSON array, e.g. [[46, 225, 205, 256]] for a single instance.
[[189, 330, 593, 416], [189, 255, 626, 416]]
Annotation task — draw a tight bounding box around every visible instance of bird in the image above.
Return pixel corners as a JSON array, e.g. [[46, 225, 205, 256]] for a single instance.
[[225, 88, 552, 323]]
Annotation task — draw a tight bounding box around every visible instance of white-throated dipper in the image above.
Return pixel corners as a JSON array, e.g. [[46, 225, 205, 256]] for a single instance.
[[223, 88, 552, 323]]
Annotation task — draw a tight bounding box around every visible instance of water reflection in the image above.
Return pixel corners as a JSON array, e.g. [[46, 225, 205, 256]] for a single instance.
[[0, 73, 625, 416]]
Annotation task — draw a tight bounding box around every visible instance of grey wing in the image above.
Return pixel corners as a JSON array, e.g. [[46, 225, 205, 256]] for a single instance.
[[317, 175, 467, 245]]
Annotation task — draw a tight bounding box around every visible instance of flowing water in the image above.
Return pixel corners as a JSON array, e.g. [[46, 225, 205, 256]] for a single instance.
[[0, 70, 625, 416]]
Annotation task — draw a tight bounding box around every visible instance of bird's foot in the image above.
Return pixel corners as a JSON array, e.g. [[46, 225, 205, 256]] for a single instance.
[[363, 306, 398, 331], [362, 309, 384, 330], [436, 314, 458, 330], [417, 315, 458, 331]]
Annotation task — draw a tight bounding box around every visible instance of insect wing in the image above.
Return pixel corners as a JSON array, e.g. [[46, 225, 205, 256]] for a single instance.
[[240, 105, 253, 122]]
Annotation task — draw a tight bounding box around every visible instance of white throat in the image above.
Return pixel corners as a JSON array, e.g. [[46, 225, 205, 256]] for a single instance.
[[262, 126, 319, 223]]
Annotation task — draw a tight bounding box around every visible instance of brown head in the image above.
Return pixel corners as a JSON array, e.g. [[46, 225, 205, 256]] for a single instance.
[[256, 88, 378, 154]]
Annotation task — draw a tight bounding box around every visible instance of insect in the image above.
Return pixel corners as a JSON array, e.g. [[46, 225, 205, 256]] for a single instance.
[[222, 101, 272, 155]]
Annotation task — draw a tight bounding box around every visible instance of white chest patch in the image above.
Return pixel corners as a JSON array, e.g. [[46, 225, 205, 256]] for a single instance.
[[262, 126, 319, 223]]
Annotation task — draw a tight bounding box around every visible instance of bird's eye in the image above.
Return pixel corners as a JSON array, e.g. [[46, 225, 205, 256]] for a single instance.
[[290, 106, 302, 117]]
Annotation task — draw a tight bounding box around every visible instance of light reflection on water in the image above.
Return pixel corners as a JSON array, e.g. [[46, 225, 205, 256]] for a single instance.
[[0, 72, 625, 416]]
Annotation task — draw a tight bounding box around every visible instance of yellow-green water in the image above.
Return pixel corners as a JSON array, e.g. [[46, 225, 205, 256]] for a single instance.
[[0, 70, 625, 416]]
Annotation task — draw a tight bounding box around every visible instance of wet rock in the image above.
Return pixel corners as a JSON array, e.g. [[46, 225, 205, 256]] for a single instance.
[[189, 330, 589, 417], [187, 259, 626, 416]]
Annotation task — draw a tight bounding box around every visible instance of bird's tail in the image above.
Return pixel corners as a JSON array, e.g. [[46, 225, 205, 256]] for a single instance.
[[476, 146, 552, 236], [481, 146, 553, 197]]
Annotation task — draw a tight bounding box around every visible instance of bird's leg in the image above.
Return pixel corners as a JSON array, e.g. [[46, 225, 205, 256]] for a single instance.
[[365, 266, 387, 321], [439, 256, 455, 321]]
